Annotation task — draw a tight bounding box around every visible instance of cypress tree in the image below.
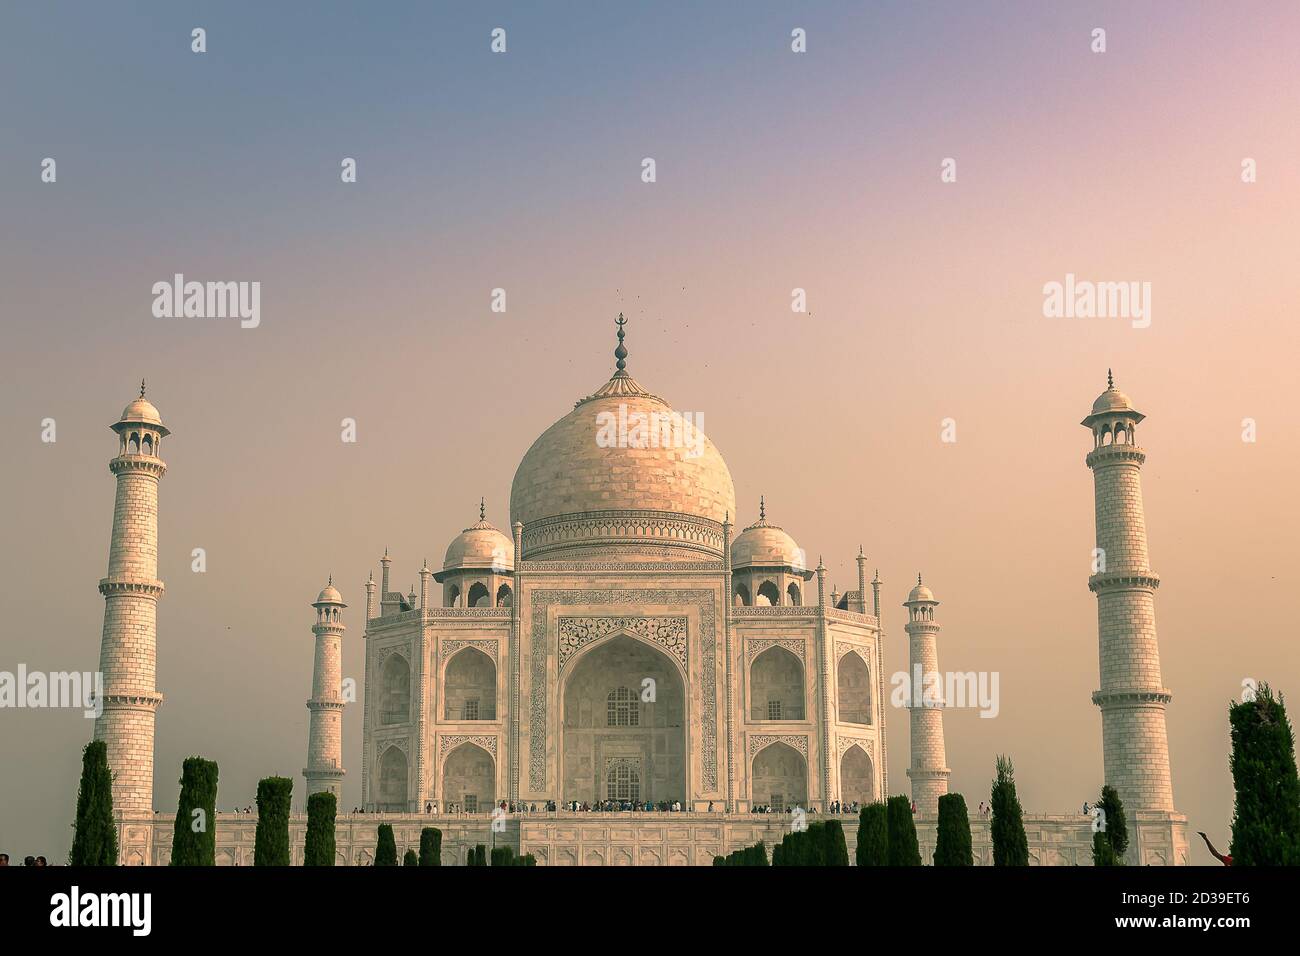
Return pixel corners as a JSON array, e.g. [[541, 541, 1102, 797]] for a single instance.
[[419, 827, 442, 866], [374, 824, 397, 866], [171, 756, 219, 866], [990, 755, 1029, 866], [403, 849, 419, 866], [70, 739, 118, 866], [304, 791, 337, 866], [1091, 784, 1128, 866], [1229, 683, 1300, 865], [771, 838, 785, 866], [933, 793, 973, 866], [712, 854, 725, 866], [516, 853, 537, 866], [253, 776, 293, 866], [855, 802, 888, 866], [822, 820, 850, 866], [1092, 831, 1119, 866], [885, 795, 921, 866]]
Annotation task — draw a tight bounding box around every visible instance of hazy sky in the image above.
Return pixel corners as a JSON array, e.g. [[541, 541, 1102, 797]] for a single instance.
[[2, 2, 1297, 864]]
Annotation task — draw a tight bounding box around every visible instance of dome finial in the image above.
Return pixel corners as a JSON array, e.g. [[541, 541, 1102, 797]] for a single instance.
[[917, 572, 923, 585], [328, 573, 333, 586], [1107, 368, 1114, 389], [759, 495, 766, 521], [140, 378, 147, 398], [614, 313, 628, 372], [480, 497, 486, 522]]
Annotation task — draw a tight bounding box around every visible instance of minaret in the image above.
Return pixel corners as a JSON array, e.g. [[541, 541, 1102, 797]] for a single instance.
[[1083, 372, 1174, 814], [304, 579, 346, 799], [905, 575, 949, 816], [94, 383, 168, 814]]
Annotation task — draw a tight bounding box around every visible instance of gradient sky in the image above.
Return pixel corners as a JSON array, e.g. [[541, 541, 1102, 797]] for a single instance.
[[2, 1, 1298, 864]]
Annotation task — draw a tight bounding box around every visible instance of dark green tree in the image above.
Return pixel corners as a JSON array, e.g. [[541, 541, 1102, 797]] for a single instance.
[[1091, 784, 1127, 866], [990, 755, 1029, 866], [419, 827, 442, 866], [886, 795, 921, 866], [746, 841, 769, 866], [253, 776, 293, 866], [712, 854, 725, 866], [374, 824, 397, 866], [403, 849, 418, 866], [771, 841, 784, 866], [933, 793, 973, 866], [70, 740, 118, 866], [822, 820, 850, 866], [855, 802, 888, 866], [171, 756, 218, 866], [1229, 683, 1300, 865], [1092, 831, 1119, 867], [466, 844, 487, 866], [304, 791, 337, 866]]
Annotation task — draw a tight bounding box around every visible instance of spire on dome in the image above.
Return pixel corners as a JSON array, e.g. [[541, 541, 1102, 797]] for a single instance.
[[140, 379, 147, 398], [759, 496, 766, 521], [614, 313, 628, 371], [1107, 368, 1114, 389], [480, 497, 486, 522]]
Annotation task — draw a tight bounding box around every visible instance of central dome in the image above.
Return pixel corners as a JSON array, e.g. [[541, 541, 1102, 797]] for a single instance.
[[509, 319, 736, 560]]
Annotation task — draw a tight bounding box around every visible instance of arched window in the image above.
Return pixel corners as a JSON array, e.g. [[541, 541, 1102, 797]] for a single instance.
[[837, 651, 872, 725], [840, 744, 874, 804], [496, 583, 513, 607], [445, 584, 461, 608], [142, 434, 153, 456], [444, 647, 496, 720], [467, 582, 490, 608], [606, 687, 640, 727], [377, 746, 408, 810], [757, 580, 781, 606], [750, 646, 805, 720], [734, 583, 751, 606], [128, 433, 140, 454], [787, 583, 802, 606], [605, 758, 640, 802], [751, 741, 807, 810], [380, 655, 410, 725]]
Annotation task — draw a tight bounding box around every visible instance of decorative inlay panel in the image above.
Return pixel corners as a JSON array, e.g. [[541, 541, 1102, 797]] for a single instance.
[[439, 734, 498, 759], [558, 616, 688, 671], [837, 737, 873, 759], [747, 734, 808, 759], [439, 639, 499, 666], [746, 637, 806, 666], [835, 643, 871, 669], [530, 590, 716, 792]]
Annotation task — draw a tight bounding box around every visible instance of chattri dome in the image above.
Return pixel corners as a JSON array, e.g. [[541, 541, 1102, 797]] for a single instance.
[[443, 502, 514, 572], [509, 316, 736, 560], [315, 580, 344, 605], [731, 499, 806, 572]]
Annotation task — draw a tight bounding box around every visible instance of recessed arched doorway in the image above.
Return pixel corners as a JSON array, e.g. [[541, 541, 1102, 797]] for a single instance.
[[751, 741, 807, 811], [839, 744, 874, 804], [560, 634, 686, 805]]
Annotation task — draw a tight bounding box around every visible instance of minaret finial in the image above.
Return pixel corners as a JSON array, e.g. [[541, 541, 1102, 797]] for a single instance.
[[480, 497, 486, 521], [328, 573, 332, 586], [140, 378, 146, 398], [614, 313, 628, 372], [759, 495, 766, 521], [917, 572, 923, 585], [1107, 368, 1114, 389]]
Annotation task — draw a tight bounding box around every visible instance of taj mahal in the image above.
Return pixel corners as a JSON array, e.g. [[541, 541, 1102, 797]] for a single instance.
[[93, 318, 1189, 865]]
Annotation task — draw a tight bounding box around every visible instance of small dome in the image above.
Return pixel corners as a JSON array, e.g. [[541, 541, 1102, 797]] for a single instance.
[[731, 500, 805, 571], [443, 511, 513, 572], [119, 396, 163, 425], [907, 578, 935, 603], [315, 582, 344, 605], [1090, 387, 1134, 416]]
